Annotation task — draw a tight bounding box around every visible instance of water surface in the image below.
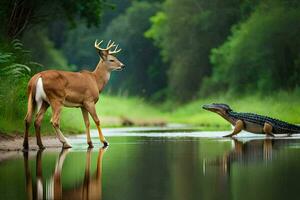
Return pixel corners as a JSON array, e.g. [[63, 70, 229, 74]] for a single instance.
[[1, 127, 300, 200]]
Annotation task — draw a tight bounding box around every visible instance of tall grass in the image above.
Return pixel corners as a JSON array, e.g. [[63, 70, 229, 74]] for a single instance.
[[0, 39, 35, 133]]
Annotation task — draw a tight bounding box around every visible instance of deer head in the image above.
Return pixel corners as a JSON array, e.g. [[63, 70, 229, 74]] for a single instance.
[[94, 40, 125, 71]]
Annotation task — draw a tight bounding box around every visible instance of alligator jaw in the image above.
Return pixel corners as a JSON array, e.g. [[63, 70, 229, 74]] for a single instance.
[[202, 104, 215, 111]]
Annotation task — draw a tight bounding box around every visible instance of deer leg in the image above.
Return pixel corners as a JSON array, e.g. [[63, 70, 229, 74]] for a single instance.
[[263, 122, 274, 137], [223, 120, 244, 137], [34, 101, 49, 149], [81, 107, 93, 148], [23, 117, 31, 150], [24, 91, 36, 150], [50, 102, 72, 148], [23, 109, 34, 150], [84, 103, 108, 147]]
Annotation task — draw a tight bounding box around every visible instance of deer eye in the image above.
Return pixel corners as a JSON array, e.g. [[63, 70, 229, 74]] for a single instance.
[[109, 59, 114, 62]]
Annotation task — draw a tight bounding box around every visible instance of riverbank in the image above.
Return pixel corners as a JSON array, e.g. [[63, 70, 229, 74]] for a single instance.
[[1, 91, 300, 136], [0, 134, 69, 152]]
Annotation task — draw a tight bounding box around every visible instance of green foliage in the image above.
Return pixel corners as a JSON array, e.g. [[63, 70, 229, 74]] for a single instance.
[[145, 11, 168, 62], [102, 1, 167, 98], [60, 24, 99, 71], [147, 0, 242, 102], [0, 0, 110, 39], [22, 29, 71, 70], [62, 0, 110, 28], [57, 0, 132, 71], [207, 0, 300, 94], [0, 40, 33, 132]]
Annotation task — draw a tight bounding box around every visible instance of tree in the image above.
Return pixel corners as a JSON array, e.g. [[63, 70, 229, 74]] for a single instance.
[[147, 0, 241, 102], [0, 0, 109, 40], [102, 1, 167, 98], [207, 0, 300, 94]]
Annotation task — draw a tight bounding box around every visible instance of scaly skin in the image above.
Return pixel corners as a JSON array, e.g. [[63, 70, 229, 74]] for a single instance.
[[228, 111, 300, 134], [202, 103, 300, 136]]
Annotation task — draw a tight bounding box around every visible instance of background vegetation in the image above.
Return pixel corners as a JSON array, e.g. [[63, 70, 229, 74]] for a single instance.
[[0, 0, 300, 135]]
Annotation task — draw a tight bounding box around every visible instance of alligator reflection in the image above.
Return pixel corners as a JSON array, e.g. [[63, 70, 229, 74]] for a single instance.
[[205, 139, 297, 175], [23, 147, 107, 200]]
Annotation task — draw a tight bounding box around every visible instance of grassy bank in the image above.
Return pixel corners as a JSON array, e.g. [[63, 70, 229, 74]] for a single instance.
[[1, 91, 300, 135], [0, 95, 167, 135], [168, 91, 300, 129]]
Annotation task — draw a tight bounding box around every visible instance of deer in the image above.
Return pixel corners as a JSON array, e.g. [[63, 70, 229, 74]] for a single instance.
[[23, 40, 125, 149]]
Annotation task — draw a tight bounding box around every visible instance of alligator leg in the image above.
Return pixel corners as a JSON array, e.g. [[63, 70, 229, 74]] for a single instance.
[[223, 120, 244, 137], [263, 122, 275, 137]]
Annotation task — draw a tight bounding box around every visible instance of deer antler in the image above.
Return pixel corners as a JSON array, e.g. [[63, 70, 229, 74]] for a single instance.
[[94, 40, 121, 54], [109, 44, 122, 54]]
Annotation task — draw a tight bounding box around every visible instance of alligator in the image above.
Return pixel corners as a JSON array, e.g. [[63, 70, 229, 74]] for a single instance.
[[202, 103, 300, 137]]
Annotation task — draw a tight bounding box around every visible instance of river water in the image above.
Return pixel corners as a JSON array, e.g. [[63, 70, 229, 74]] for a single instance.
[[1, 126, 300, 200]]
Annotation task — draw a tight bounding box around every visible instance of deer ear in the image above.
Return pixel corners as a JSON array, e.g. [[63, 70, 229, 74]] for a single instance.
[[98, 50, 109, 60]]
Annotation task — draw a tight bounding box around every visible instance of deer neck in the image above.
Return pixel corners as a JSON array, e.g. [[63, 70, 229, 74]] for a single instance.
[[93, 60, 111, 92]]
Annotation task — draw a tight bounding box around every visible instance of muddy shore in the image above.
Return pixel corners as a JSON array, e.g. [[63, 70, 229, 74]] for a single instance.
[[0, 134, 73, 162]]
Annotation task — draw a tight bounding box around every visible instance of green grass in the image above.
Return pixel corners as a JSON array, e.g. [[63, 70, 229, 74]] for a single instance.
[[168, 90, 300, 130], [1, 91, 300, 135], [0, 95, 167, 135], [59, 95, 167, 132]]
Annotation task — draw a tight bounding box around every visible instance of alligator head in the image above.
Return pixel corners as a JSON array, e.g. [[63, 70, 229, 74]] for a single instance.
[[202, 103, 232, 116]]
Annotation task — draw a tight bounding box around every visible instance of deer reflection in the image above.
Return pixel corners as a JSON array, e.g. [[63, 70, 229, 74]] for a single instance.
[[23, 147, 107, 200]]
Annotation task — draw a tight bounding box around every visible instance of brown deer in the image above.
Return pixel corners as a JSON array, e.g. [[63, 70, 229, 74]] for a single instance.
[[23, 40, 124, 149]]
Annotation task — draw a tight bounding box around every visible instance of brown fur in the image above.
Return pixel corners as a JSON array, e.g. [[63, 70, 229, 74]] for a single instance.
[[23, 44, 124, 149]]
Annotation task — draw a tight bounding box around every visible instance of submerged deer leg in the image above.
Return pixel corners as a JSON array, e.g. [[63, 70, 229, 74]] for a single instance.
[[36, 149, 44, 200], [84, 103, 108, 147], [81, 107, 93, 148], [52, 148, 70, 200], [223, 120, 244, 137], [263, 122, 274, 137], [95, 147, 107, 199], [23, 151, 33, 200], [34, 101, 49, 149], [82, 148, 92, 199], [50, 101, 72, 148]]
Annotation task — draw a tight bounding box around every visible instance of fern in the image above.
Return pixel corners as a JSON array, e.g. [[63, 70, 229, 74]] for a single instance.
[[0, 39, 33, 78], [0, 52, 13, 63], [0, 63, 31, 77]]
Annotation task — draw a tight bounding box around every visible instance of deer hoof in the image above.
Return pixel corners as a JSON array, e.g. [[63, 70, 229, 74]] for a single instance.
[[23, 142, 29, 150], [63, 142, 72, 149], [103, 141, 109, 147], [223, 134, 233, 138], [88, 142, 94, 148]]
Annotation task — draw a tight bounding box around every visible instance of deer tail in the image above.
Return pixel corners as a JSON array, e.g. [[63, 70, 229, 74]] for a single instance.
[[24, 74, 40, 123]]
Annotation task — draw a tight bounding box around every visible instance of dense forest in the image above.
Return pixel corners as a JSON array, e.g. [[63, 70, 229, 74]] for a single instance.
[[0, 0, 300, 131]]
